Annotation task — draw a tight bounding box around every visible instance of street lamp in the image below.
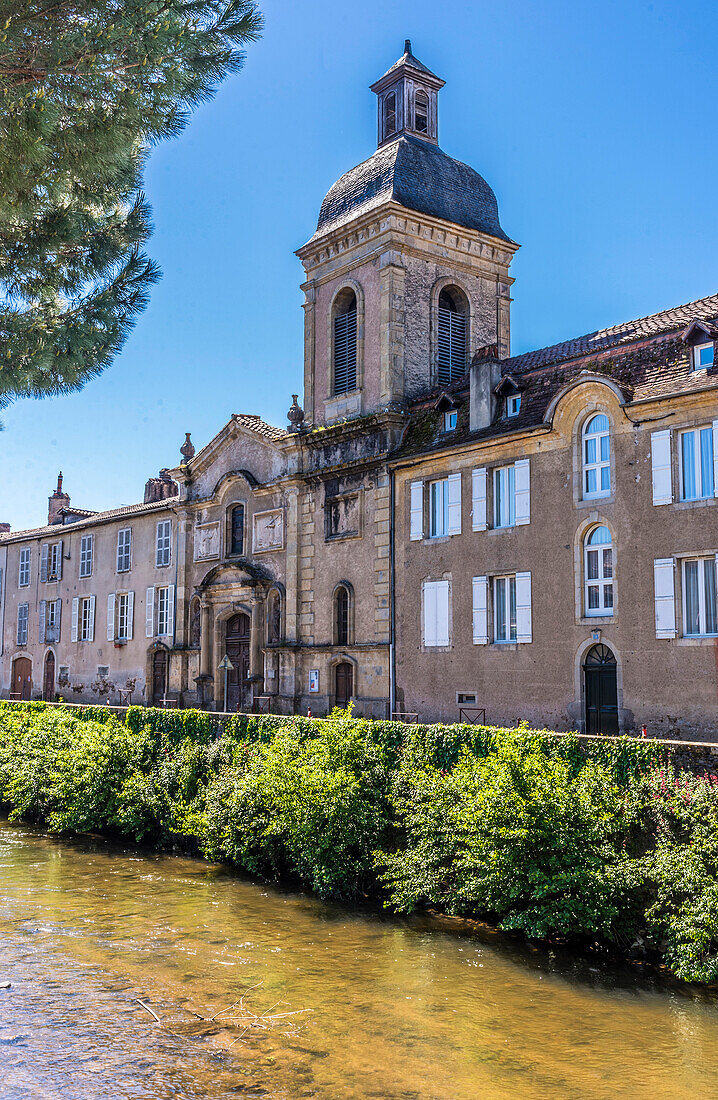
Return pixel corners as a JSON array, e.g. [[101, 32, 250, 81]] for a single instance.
[[218, 653, 234, 713]]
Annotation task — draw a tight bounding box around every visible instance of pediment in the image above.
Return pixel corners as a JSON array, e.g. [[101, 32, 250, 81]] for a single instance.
[[198, 558, 272, 591]]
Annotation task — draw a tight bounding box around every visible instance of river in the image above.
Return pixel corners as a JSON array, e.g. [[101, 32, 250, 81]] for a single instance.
[[2, 823, 718, 1099]]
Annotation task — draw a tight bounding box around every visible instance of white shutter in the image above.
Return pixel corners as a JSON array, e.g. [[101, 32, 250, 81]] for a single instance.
[[87, 595, 95, 642], [516, 571, 532, 643], [145, 586, 155, 638], [446, 473, 462, 535], [410, 481, 423, 541], [713, 420, 718, 498], [54, 599, 62, 642], [472, 576, 488, 644], [56, 540, 63, 579], [166, 584, 175, 639], [423, 581, 437, 646], [654, 558, 676, 639], [651, 430, 673, 505], [435, 580, 450, 646], [107, 593, 115, 641], [71, 597, 79, 642], [39, 600, 46, 644], [127, 591, 134, 640], [514, 459, 531, 526], [40, 543, 48, 582], [471, 468, 487, 531]]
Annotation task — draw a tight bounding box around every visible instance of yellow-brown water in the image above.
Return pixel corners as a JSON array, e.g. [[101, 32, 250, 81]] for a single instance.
[[2, 824, 718, 1099]]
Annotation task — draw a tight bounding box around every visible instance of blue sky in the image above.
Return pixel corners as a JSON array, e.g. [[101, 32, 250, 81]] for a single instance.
[[2, 0, 716, 530]]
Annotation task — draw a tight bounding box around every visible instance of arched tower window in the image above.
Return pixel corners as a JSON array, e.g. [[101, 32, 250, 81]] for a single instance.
[[384, 90, 397, 138], [414, 89, 429, 134], [333, 289, 357, 395], [229, 504, 245, 555], [334, 584, 352, 646], [584, 525, 614, 616], [582, 414, 611, 498], [437, 287, 468, 385]]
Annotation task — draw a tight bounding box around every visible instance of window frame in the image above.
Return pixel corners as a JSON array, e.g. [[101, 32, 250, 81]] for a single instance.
[[332, 291, 358, 396], [493, 465, 516, 529], [117, 527, 132, 573], [48, 541, 61, 581], [79, 596, 93, 642], [229, 504, 245, 556], [582, 414, 611, 500], [157, 585, 171, 637], [334, 584, 351, 646], [79, 533, 93, 578], [414, 88, 429, 134], [384, 90, 397, 138], [493, 574, 517, 643], [506, 394, 521, 418], [679, 426, 714, 502], [436, 287, 468, 386], [116, 592, 130, 641], [584, 525, 614, 617], [18, 547, 30, 588], [693, 342, 715, 372], [682, 556, 718, 637], [429, 478, 449, 538], [17, 602, 29, 646], [443, 410, 457, 432], [156, 520, 171, 568]]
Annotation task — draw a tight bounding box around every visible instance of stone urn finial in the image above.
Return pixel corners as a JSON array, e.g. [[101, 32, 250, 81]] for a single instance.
[[287, 395, 305, 433], [180, 432, 195, 463]]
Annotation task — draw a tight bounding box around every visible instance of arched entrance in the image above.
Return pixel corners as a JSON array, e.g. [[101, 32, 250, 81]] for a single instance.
[[226, 613, 251, 712], [584, 644, 618, 735], [43, 651, 55, 701], [11, 657, 32, 700], [152, 648, 168, 705], [335, 661, 353, 708]]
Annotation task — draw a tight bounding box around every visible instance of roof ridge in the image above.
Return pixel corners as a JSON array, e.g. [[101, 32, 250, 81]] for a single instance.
[[0, 495, 179, 542]]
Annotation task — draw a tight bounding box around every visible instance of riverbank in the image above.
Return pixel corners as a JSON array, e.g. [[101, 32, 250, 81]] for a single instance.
[[2, 701, 718, 983]]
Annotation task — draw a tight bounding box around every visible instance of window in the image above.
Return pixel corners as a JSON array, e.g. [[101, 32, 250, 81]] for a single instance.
[[423, 579, 450, 647], [156, 520, 171, 567], [584, 525, 614, 616], [414, 89, 428, 133], [79, 596, 94, 641], [230, 504, 245, 555], [494, 466, 516, 528], [333, 290, 357, 395], [582, 414, 611, 498], [683, 557, 717, 637], [506, 394, 521, 418], [116, 592, 132, 641], [437, 288, 467, 385], [45, 598, 61, 644], [117, 528, 132, 572], [157, 586, 173, 636], [457, 692, 477, 705], [443, 410, 457, 432], [494, 575, 517, 642], [429, 479, 449, 537], [80, 534, 93, 578], [17, 603, 28, 646], [335, 585, 350, 645], [693, 342, 715, 371], [680, 427, 714, 501], [49, 542, 61, 580], [384, 90, 396, 137], [18, 548, 30, 587]]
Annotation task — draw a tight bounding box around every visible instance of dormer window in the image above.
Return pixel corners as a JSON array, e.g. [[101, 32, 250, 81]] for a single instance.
[[506, 394, 521, 418], [414, 89, 429, 134], [693, 342, 715, 371], [384, 91, 397, 138], [443, 410, 457, 432]]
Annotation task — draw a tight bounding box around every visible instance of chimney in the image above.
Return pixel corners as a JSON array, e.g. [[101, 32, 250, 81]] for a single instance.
[[0, 523, 10, 535], [469, 346, 502, 432], [48, 471, 70, 525], [144, 468, 179, 504]]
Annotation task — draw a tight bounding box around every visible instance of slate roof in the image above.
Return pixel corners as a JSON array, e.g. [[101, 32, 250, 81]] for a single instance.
[[0, 496, 179, 544], [313, 135, 511, 242], [374, 41, 442, 83]]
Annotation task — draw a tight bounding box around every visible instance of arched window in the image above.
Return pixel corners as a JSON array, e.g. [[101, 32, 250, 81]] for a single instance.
[[334, 584, 351, 645], [582, 414, 611, 498], [229, 504, 245, 555], [333, 289, 357, 395], [437, 288, 467, 385], [414, 89, 429, 134], [584, 525, 613, 616], [384, 90, 397, 138], [267, 590, 281, 644]]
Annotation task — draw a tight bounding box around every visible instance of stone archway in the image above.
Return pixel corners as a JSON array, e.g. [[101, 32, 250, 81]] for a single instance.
[[225, 612, 251, 712]]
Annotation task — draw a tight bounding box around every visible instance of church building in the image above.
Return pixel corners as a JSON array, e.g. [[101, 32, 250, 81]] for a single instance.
[[1, 43, 717, 738]]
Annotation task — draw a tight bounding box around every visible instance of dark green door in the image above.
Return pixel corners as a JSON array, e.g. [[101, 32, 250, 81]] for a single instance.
[[584, 644, 618, 735]]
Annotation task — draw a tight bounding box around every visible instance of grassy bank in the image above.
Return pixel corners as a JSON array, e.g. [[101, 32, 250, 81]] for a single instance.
[[1, 701, 718, 983]]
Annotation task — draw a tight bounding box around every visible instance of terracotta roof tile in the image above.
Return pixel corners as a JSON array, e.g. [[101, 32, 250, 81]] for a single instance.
[[0, 496, 179, 544]]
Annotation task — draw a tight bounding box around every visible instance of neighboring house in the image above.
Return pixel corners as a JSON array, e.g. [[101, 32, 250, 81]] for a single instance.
[[1, 42, 717, 738]]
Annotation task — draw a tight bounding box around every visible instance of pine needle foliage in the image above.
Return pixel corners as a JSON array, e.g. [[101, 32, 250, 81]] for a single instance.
[[0, 0, 263, 408]]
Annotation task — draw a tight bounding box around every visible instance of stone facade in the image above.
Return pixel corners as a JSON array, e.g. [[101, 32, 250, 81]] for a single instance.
[[1, 43, 717, 737]]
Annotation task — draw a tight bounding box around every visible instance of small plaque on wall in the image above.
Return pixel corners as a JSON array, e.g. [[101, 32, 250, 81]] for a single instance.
[[308, 669, 319, 693], [253, 509, 284, 553]]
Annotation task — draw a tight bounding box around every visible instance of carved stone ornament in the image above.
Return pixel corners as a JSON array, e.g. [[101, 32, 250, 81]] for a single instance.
[[194, 522, 220, 561], [180, 432, 195, 462], [287, 395, 305, 433], [253, 509, 284, 553]]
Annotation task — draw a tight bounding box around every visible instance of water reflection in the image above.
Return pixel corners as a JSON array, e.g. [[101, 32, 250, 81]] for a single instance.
[[1, 824, 718, 1099]]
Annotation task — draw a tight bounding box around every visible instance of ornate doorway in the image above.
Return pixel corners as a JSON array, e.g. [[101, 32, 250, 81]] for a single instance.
[[584, 644, 618, 735], [12, 657, 32, 700], [152, 649, 168, 705], [43, 651, 55, 701], [226, 613, 251, 712], [335, 661, 353, 708]]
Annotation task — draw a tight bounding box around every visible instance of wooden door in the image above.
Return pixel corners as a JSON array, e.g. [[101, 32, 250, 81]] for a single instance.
[[335, 662, 353, 708], [584, 645, 618, 735], [12, 657, 32, 701], [226, 613, 251, 711], [152, 649, 168, 705], [43, 652, 55, 702]]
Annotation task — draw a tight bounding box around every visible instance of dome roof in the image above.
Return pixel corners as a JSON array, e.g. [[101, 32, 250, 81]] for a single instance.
[[313, 135, 511, 243]]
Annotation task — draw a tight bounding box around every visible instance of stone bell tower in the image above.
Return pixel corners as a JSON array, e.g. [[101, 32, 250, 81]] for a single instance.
[[296, 41, 518, 427]]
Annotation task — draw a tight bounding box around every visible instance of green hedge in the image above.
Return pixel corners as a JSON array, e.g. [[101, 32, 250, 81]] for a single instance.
[[0, 702, 713, 982]]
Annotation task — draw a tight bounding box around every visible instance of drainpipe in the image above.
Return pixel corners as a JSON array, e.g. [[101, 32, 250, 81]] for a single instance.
[[389, 467, 396, 719]]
